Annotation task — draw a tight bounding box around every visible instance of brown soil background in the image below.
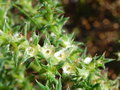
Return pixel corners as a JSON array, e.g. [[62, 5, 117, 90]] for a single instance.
[[61, 0, 120, 79]]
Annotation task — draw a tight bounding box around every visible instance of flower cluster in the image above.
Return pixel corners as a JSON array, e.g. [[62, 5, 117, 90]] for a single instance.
[[0, 0, 119, 90]]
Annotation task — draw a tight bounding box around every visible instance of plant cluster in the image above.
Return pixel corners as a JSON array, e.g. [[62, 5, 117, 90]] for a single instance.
[[0, 0, 119, 90]]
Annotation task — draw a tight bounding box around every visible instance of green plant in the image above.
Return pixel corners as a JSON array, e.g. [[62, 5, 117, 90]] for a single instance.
[[0, 0, 119, 90], [117, 40, 120, 61]]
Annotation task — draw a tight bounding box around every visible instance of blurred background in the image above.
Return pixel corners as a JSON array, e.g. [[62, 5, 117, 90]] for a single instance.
[[61, 0, 120, 79]]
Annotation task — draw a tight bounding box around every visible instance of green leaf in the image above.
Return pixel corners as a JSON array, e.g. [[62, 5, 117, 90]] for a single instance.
[[36, 80, 50, 90], [55, 78, 62, 90]]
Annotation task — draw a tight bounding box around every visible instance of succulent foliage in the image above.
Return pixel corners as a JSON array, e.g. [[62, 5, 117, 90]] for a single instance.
[[0, 0, 119, 90]]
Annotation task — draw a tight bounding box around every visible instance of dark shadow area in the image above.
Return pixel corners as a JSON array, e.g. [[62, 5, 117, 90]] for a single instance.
[[62, 0, 120, 77]]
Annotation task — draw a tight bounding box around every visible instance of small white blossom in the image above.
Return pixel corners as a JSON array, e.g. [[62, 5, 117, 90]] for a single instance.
[[14, 33, 19, 37], [51, 33, 56, 37], [76, 88, 82, 90], [29, 37, 33, 42], [41, 44, 55, 59], [61, 39, 72, 48], [64, 41, 71, 47], [62, 63, 75, 74], [83, 57, 92, 64], [54, 48, 68, 61], [26, 47, 35, 57]]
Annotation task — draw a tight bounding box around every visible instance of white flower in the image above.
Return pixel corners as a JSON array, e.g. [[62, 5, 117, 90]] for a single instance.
[[41, 44, 55, 59], [76, 88, 82, 90], [54, 48, 68, 61], [51, 33, 56, 37], [64, 41, 71, 47], [62, 63, 75, 74], [83, 57, 92, 64], [14, 33, 19, 37], [26, 47, 36, 57], [29, 37, 33, 42]]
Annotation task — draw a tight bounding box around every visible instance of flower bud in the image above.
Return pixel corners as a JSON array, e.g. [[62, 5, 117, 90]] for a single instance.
[[83, 57, 92, 64]]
